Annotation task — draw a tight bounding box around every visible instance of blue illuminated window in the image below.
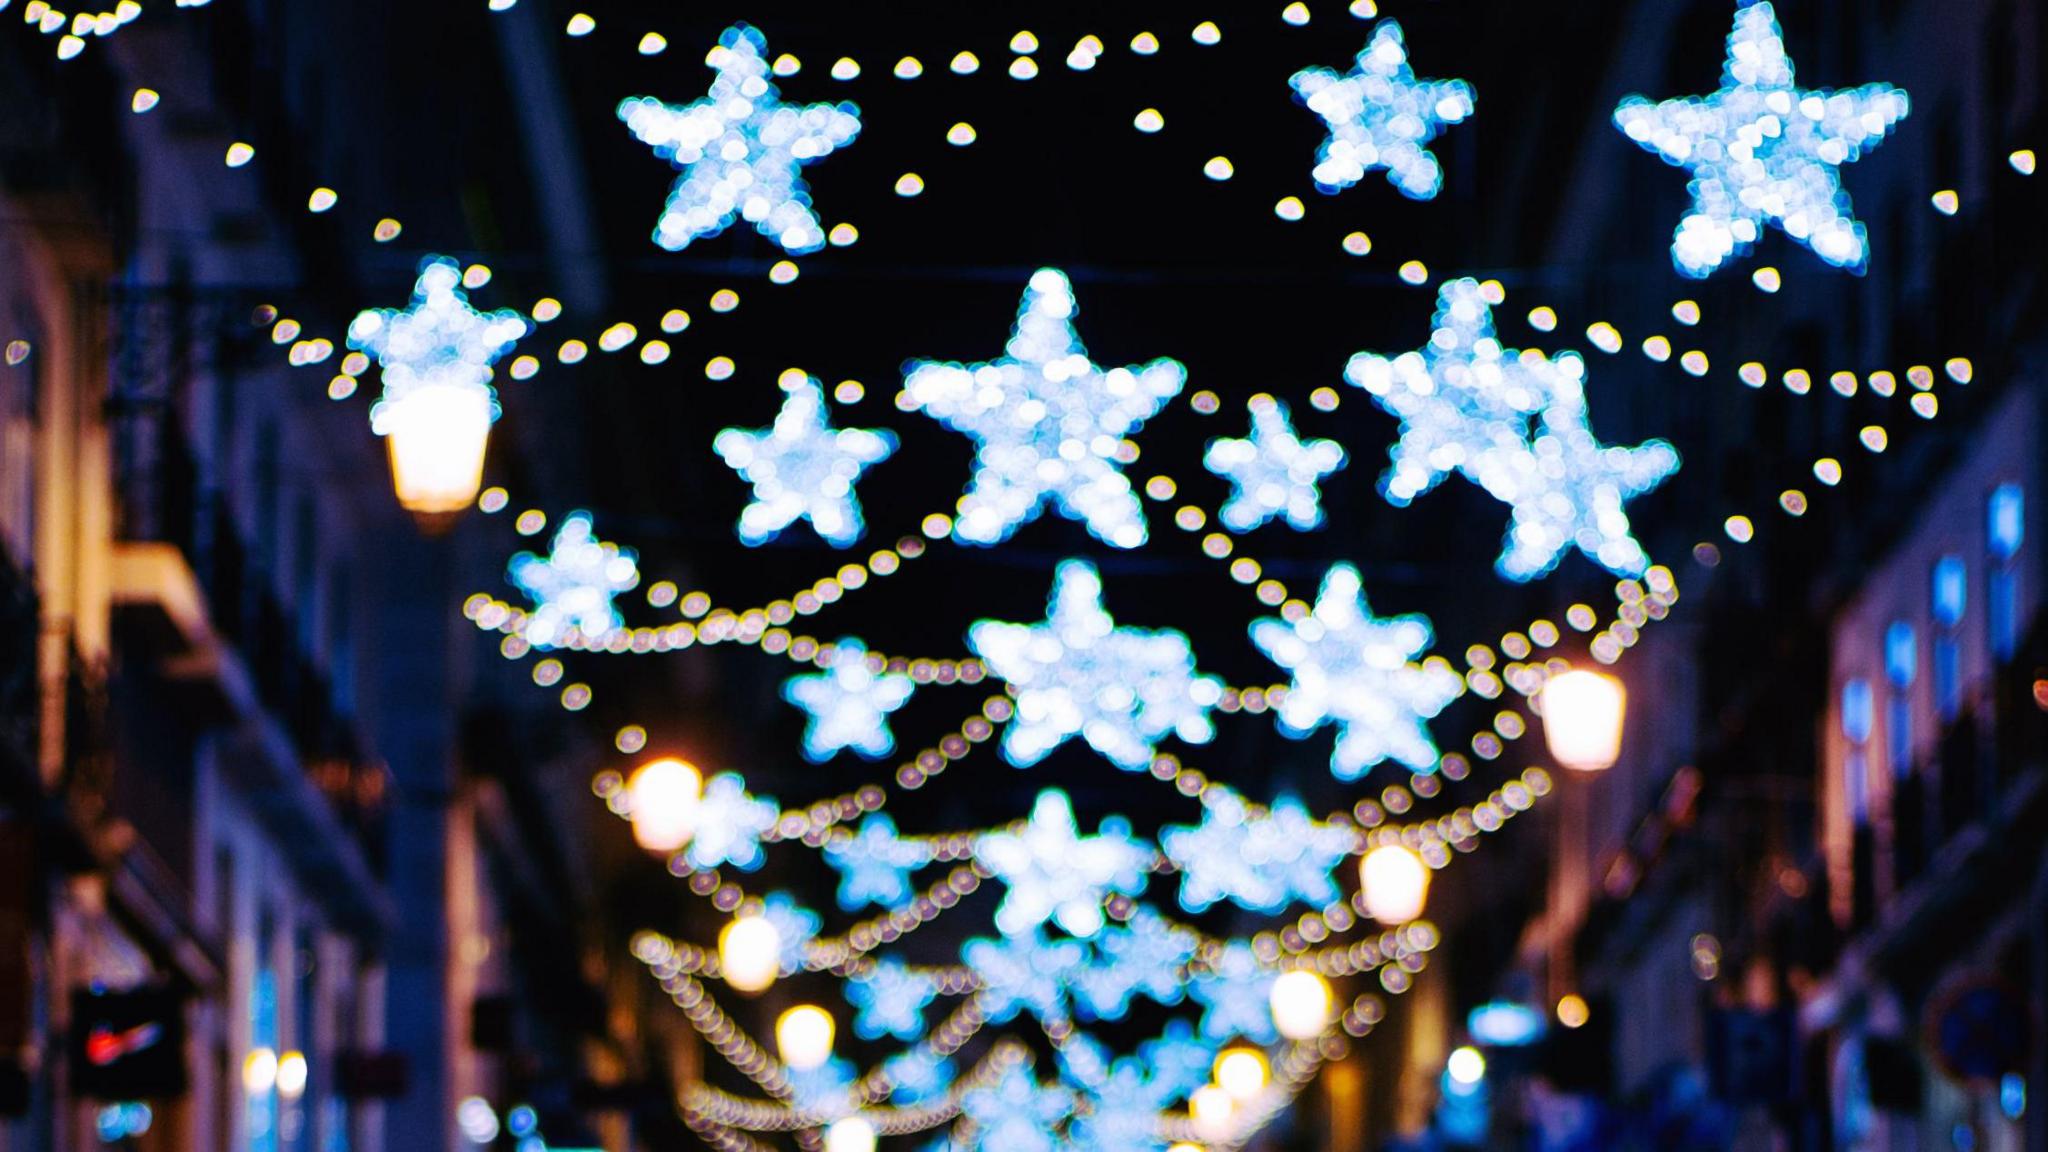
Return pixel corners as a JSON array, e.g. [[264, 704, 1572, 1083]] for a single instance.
[[1884, 622, 1915, 776], [1931, 556, 1967, 627], [1884, 622, 1917, 687], [1932, 557, 1965, 721], [1841, 679, 1873, 824], [1988, 484, 2023, 661], [1988, 484, 2024, 559]]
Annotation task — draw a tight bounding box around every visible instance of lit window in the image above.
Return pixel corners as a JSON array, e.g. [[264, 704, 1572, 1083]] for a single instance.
[[1884, 622, 1915, 776], [1988, 483, 2024, 559], [1841, 679, 1872, 824], [1932, 556, 1965, 721], [1931, 556, 1966, 627], [1988, 484, 2023, 661]]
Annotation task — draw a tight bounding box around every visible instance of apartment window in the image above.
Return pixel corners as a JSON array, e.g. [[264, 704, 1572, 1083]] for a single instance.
[[1987, 483, 2023, 661], [1842, 679, 1874, 825], [1931, 556, 1966, 722], [1884, 621, 1916, 776]]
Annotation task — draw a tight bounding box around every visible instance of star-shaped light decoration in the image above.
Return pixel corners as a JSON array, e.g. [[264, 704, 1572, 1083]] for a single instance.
[[1161, 787, 1357, 914], [975, 790, 1150, 938], [970, 560, 1221, 771], [618, 24, 861, 254], [782, 639, 915, 761], [1064, 1046, 1181, 1152], [964, 931, 1085, 1024], [348, 256, 529, 513], [884, 1049, 954, 1104], [823, 814, 931, 910], [1139, 1020, 1219, 1099], [1190, 943, 1278, 1043], [761, 892, 820, 977], [960, 1057, 1074, 1152], [785, 1056, 855, 1119], [714, 374, 896, 548], [1613, 1, 1909, 276], [682, 773, 779, 871], [1204, 397, 1347, 533], [1073, 908, 1197, 1021], [1290, 21, 1476, 199], [903, 269, 1186, 549], [1346, 279, 1678, 580], [506, 512, 641, 649], [1250, 564, 1463, 779], [848, 958, 939, 1041]]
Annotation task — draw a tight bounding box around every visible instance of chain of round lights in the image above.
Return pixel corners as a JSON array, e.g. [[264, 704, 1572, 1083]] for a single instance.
[[677, 1029, 1026, 1137]]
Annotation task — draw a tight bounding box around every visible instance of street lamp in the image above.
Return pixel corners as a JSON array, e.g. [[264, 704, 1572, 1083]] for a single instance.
[[1360, 844, 1431, 925], [775, 1005, 835, 1071], [1269, 970, 1333, 1041], [378, 382, 495, 523], [1538, 669, 1627, 771], [719, 913, 782, 994], [824, 1118, 877, 1152], [626, 757, 702, 854], [1214, 1048, 1270, 1100], [1190, 1083, 1236, 1140]]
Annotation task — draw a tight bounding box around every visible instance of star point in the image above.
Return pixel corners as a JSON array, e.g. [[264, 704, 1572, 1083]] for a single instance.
[[620, 24, 861, 254], [1614, 1, 1909, 276], [1291, 20, 1475, 200], [714, 374, 895, 548], [975, 790, 1149, 939], [506, 512, 640, 649], [904, 269, 1185, 550]]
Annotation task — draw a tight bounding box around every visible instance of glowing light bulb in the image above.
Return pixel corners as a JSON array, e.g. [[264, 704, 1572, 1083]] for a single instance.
[[1269, 969, 1332, 1040], [242, 1048, 278, 1095], [379, 383, 495, 517], [720, 914, 782, 993], [1359, 844, 1429, 924], [275, 1052, 308, 1100], [1538, 669, 1626, 771], [1447, 1045, 1486, 1086], [1190, 1083, 1235, 1138], [824, 1118, 877, 1152], [1556, 993, 1590, 1028], [775, 1005, 836, 1070], [1215, 1048, 1270, 1099], [626, 758, 702, 852]]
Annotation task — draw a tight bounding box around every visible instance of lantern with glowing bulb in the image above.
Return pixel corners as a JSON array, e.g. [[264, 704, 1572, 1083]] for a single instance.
[[1214, 1047, 1270, 1100], [775, 1005, 836, 1071], [824, 1118, 877, 1152], [719, 913, 782, 994], [625, 757, 702, 853], [1360, 843, 1431, 925], [1538, 669, 1627, 771], [1269, 969, 1333, 1041]]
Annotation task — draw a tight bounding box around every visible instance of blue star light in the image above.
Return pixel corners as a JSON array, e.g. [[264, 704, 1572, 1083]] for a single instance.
[[848, 958, 938, 1041], [506, 512, 641, 649], [1068, 1058, 1177, 1152], [1191, 943, 1278, 1043], [1204, 397, 1347, 533], [1346, 279, 1677, 580], [1139, 1020, 1218, 1099], [964, 932, 1084, 1025], [960, 1057, 1073, 1152], [683, 774, 779, 871], [1251, 564, 1463, 779], [618, 24, 861, 254], [783, 639, 914, 761], [761, 892, 820, 976], [713, 374, 895, 548], [970, 560, 1221, 771], [1613, 2, 1909, 276], [823, 815, 930, 911], [1161, 788, 1356, 914], [903, 269, 1186, 549], [884, 1050, 953, 1104], [976, 790, 1149, 938], [1074, 909, 1197, 1020], [785, 1056, 855, 1118], [1290, 21, 1475, 199]]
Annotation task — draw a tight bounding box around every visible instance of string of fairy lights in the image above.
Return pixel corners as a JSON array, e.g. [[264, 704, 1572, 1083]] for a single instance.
[[9, 1, 2040, 1149]]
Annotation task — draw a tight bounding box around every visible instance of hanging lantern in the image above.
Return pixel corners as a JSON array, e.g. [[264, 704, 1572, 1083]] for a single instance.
[[626, 757, 702, 853], [1269, 970, 1333, 1041], [823, 1118, 877, 1152], [1214, 1047, 1271, 1100], [378, 382, 495, 521], [775, 1005, 836, 1071], [1190, 1083, 1236, 1140], [1360, 843, 1431, 925], [719, 914, 782, 994], [1538, 669, 1627, 771]]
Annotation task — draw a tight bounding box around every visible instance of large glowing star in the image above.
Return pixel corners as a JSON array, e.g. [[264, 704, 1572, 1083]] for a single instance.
[[783, 639, 914, 761], [714, 375, 895, 548], [1290, 21, 1475, 200], [903, 269, 1186, 549], [1160, 787, 1355, 914], [964, 932, 1084, 1024], [1203, 397, 1347, 533], [968, 560, 1220, 771], [1613, 1, 1908, 277], [682, 774, 778, 872], [618, 24, 860, 254], [974, 790, 1149, 938], [349, 255, 527, 436], [847, 958, 938, 1041], [1190, 943, 1277, 1043], [823, 814, 929, 911], [1072, 909, 1197, 1021], [1250, 564, 1462, 778], [959, 1057, 1074, 1152], [1346, 280, 1678, 580], [506, 512, 641, 649]]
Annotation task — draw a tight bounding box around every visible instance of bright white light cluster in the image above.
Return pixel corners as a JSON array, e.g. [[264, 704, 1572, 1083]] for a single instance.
[[782, 638, 914, 761], [714, 374, 895, 547], [975, 790, 1149, 938], [1346, 279, 1679, 580], [959, 1057, 1073, 1152], [903, 269, 1186, 549], [1613, 1, 1908, 276], [1290, 21, 1475, 199], [1204, 397, 1347, 532], [506, 512, 640, 648], [682, 774, 778, 871], [969, 560, 1220, 770], [349, 256, 527, 441], [1161, 788, 1354, 912], [1250, 564, 1462, 778], [823, 814, 930, 910], [619, 23, 861, 254]]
